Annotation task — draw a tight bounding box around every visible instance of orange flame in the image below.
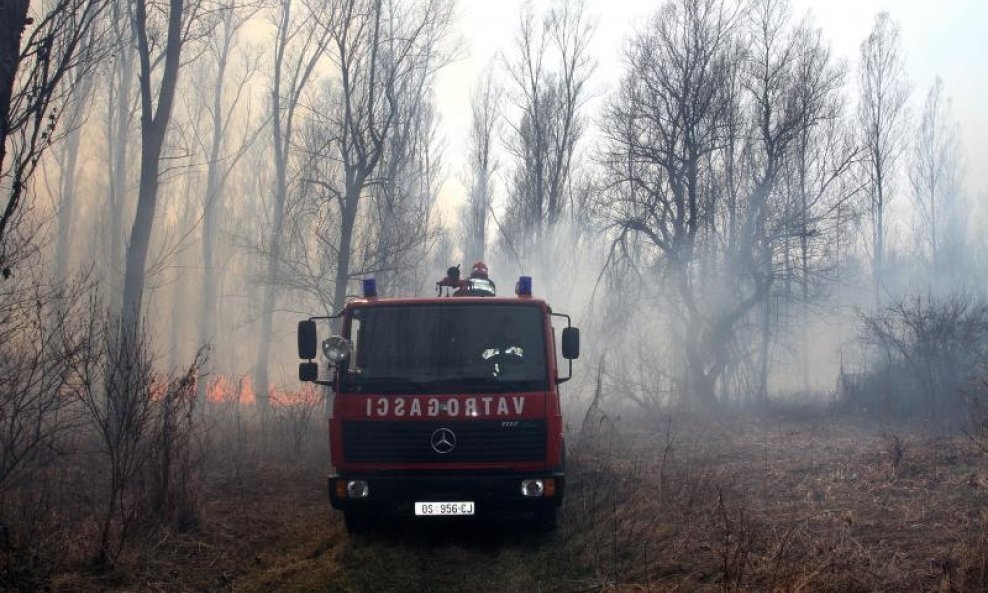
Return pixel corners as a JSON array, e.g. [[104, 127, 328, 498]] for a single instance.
[[205, 375, 255, 405], [201, 375, 321, 407]]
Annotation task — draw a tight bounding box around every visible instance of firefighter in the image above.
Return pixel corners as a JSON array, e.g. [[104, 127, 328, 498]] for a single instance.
[[436, 261, 497, 296], [469, 261, 489, 280], [461, 261, 496, 295]]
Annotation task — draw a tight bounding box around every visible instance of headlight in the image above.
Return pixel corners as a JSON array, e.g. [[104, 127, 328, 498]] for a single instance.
[[322, 336, 352, 364], [521, 479, 545, 497], [346, 480, 370, 498]]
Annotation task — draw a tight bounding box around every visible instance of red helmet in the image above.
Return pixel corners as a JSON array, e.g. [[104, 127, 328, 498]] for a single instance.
[[471, 261, 489, 278]]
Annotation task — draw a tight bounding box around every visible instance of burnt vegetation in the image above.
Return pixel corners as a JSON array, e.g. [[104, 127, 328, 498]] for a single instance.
[[1, 0, 987, 591]]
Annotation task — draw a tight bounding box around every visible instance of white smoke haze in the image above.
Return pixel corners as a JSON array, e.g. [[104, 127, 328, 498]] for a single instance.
[[2, 0, 986, 416], [0, 2, 976, 426], [8, 2, 988, 589]]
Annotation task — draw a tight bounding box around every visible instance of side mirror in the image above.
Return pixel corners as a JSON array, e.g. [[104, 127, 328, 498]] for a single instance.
[[298, 320, 317, 359], [299, 361, 319, 382], [561, 327, 580, 360]]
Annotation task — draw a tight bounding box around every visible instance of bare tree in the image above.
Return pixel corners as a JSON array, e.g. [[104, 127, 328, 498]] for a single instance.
[[0, 0, 109, 271], [321, 0, 452, 311], [745, 2, 852, 397], [367, 90, 445, 295], [280, 0, 454, 315], [461, 69, 500, 265], [102, 0, 137, 288], [909, 76, 962, 285], [785, 106, 858, 390], [601, 0, 852, 405], [109, 0, 210, 496], [503, 0, 595, 251], [119, 0, 198, 334], [281, 0, 453, 317], [602, 0, 737, 405], [52, 32, 98, 281], [194, 0, 262, 401], [858, 11, 909, 307], [253, 0, 332, 408]]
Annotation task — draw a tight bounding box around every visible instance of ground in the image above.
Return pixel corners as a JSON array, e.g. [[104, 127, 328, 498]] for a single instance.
[[40, 410, 988, 593]]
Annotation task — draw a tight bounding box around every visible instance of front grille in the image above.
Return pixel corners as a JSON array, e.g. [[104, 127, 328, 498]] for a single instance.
[[343, 420, 546, 463]]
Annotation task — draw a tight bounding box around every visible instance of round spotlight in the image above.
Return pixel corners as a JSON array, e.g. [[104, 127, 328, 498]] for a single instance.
[[322, 336, 352, 364], [346, 480, 369, 499], [521, 479, 545, 497]]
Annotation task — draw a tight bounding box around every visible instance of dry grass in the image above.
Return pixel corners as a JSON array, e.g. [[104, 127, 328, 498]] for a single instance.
[[563, 411, 988, 592], [8, 410, 988, 593]]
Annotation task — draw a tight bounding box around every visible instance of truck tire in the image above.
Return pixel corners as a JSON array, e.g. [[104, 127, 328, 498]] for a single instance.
[[343, 509, 373, 534], [533, 507, 558, 532]]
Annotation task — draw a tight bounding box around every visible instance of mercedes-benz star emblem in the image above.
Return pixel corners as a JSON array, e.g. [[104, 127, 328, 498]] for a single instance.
[[430, 427, 456, 454]]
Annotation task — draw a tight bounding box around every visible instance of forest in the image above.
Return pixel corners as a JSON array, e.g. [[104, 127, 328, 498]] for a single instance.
[[1, 0, 987, 590]]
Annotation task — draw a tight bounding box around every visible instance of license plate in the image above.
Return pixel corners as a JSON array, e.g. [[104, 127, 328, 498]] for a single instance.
[[414, 501, 475, 516]]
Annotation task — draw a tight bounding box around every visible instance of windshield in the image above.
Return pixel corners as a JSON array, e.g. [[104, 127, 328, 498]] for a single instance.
[[342, 303, 548, 394]]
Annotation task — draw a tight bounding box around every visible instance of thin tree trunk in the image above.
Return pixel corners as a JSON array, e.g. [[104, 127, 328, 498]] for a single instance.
[[253, 71, 288, 411], [197, 25, 232, 401], [874, 173, 884, 309], [333, 183, 361, 311], [109, 41, 135, 288], [54, 126, 84, 280], [253, 0, 328, 410], [758, 292, 771, 402], [169, 171, 195, 371]]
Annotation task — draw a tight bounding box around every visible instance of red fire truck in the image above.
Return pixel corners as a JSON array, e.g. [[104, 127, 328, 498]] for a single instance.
[[296, 266, 580, 532]]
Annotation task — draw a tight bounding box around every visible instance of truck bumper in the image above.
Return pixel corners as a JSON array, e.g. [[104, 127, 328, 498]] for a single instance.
[[328, 471, 565, 514]]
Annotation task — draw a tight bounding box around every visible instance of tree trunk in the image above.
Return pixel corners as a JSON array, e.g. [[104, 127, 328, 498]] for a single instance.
[[169, 171, 195, 371], [121, 137, 164, 329], [109, 42, 134, 289], [54, 125, 84, 280], [197, 29, 231, 402], [757, 293, 771, 402], [120, 0, 184, 333], [333, 182, 361, 311], [0, 0, 30, 257], [52, 61, 95, 279], [0, 0, 30, 179], [252, 182, 284, 410], [253, 78, 288, 411], [874, 173, 884, 309], [253, 271, 277, 408]]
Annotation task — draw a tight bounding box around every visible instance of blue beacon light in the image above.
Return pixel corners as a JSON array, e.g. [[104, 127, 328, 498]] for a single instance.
[[362, 278, 378, 298], [516, 276, 533, 297]]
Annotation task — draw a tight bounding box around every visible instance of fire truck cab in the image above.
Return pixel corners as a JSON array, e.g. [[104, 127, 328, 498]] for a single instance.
[[297, 269, 579, 532]]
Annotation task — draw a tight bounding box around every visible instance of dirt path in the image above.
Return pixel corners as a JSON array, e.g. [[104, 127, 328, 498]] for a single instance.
[[229, 501, 584, 593], [197, 463, 589, 593]]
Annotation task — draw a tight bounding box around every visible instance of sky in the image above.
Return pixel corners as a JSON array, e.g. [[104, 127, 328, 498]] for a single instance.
[[434, 0, 988, 210]]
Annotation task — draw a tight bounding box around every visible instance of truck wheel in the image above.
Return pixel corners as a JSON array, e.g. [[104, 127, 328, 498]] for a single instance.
[[533, 507, 558, 532], [343, 510, 373, 534]]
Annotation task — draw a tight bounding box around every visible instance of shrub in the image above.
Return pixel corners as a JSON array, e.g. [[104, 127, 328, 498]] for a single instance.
[[854, 291, 988, 423]]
